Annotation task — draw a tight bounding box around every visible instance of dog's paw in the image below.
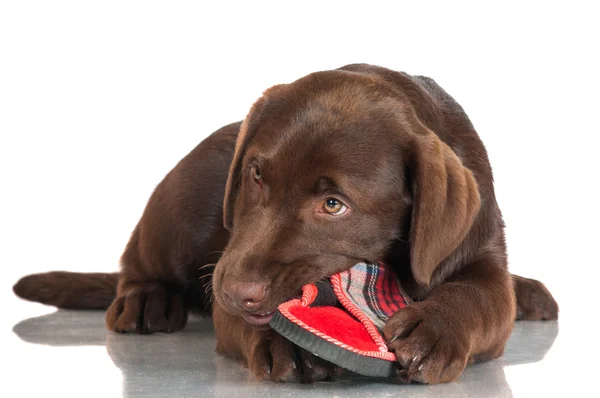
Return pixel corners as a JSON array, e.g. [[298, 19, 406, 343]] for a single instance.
[[105, 284, 187, 334], [514, 276, 558, 321], [383, 303, 470, 384], [248, 332, 337, 383]]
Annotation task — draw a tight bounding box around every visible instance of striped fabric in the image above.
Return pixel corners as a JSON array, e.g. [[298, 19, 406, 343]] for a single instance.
[[336, 262, 411, 330]]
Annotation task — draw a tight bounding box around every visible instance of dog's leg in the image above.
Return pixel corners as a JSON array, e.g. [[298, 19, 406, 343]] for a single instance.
[[385, 260, 515, 384], [212, 301, 337, 382], [105, 227, 189, 334], [105, 122, 241, 334]]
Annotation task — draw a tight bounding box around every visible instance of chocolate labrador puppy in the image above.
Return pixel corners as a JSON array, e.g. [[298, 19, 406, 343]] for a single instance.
[[14, 64, 558, 384]]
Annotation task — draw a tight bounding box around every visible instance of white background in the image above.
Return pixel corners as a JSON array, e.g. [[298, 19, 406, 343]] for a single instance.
[[1, 1, 599, 396]]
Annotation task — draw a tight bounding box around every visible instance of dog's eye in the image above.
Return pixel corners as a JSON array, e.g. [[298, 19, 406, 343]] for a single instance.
[[251, 165, 262, 184], [323, 198, 347, 215]]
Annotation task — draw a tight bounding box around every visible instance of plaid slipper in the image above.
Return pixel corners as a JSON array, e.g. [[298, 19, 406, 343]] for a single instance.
[[269, 261, 411, 377]]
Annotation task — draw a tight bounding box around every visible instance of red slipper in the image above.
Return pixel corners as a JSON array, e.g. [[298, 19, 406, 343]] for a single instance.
[[269, 261, 411, 377]]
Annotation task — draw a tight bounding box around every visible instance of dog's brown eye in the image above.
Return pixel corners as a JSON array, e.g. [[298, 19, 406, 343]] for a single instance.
[[323, 198, 347, 215], [251, 165, 262, 183]]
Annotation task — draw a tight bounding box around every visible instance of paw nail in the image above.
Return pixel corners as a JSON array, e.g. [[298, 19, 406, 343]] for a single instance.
[[418, 364, 424, 371]]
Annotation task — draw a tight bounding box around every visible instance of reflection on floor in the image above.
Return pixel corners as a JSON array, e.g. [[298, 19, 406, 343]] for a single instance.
[[12, 310, 560, 397]]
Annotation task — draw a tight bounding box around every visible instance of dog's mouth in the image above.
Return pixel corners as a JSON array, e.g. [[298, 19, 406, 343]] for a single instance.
[[241, 311, 275, 327], [238, 291, 302, 329]]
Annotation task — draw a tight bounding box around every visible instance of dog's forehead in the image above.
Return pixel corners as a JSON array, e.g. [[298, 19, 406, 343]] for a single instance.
[[248, 75, 405, 190]]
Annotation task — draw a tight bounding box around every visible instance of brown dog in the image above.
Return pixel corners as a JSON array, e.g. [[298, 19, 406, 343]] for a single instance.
[[14, 64, 558, 384]]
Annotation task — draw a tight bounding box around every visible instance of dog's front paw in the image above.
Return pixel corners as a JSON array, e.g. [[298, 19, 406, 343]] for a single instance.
[[247, 332, 337, 383], [383, 303, 470, 384], [105, 284, 187, 334]]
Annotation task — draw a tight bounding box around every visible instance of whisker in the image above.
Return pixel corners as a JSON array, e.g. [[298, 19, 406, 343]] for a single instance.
[[199, 263, 216, 271], [199, 263, 218, 309], [203, 280, 213, 295], [204, 251, 223, 258], [203, 291, 215, 308], [203, 288, 215, 310]]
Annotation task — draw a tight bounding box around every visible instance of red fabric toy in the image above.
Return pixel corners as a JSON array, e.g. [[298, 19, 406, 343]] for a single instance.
[[269, 261, 411, 377]]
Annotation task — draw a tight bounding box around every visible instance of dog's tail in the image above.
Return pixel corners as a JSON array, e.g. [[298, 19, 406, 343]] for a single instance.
[[13, 272, 118, 309]]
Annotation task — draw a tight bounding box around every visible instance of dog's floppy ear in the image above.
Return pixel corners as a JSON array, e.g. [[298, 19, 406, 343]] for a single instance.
[[223, 86, 283, 229], [408, 128, 481, 286], [222, 98, 265, 230]]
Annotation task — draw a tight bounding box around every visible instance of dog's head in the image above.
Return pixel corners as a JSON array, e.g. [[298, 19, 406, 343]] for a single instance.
[[213, 65, 481, 328]]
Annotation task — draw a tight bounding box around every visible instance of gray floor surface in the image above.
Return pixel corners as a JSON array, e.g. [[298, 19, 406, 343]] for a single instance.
[[8, 309, 580, 397]]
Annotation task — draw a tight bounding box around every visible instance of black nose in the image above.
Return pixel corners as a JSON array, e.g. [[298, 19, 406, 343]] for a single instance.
[[222, 275, 267, 311]]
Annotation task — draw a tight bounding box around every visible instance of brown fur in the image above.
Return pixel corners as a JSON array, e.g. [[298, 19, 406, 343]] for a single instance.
[[13, 64, 558, 384], [13, 272, 118, 309]]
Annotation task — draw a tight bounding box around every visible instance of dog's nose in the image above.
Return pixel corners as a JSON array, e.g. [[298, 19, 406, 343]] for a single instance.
[[222, 275, 267, 310]]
